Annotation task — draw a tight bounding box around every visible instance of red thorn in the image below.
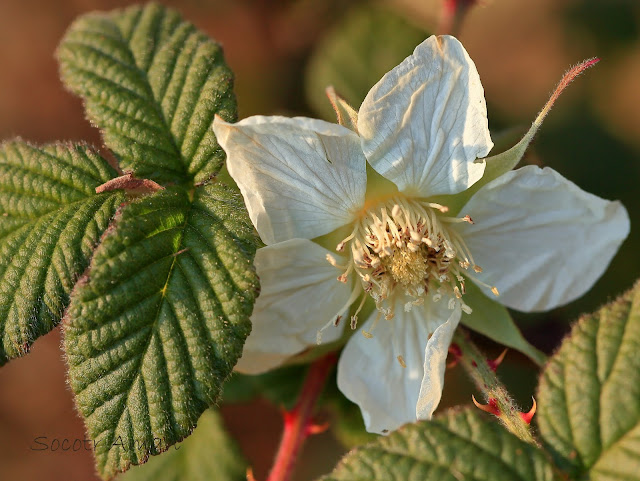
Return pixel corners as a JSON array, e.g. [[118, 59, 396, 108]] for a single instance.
[[246, 467, 258, 481], [519, 397, 537, 424], [472, 395, 501, 416], [487, 348, 508, 372], [306, 421, 330, 436]]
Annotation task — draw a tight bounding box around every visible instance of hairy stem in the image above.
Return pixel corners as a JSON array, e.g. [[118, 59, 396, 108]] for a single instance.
[[264, 353, 337, 481], [452, 329, 538, 445]]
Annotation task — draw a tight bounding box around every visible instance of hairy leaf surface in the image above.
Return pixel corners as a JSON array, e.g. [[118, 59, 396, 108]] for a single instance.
[[320, 409, 557, 481], [0, 140, 122, 365], [538, 280, 640, 480], [64, 184, 258, 479], [58, 3, 237, 184]]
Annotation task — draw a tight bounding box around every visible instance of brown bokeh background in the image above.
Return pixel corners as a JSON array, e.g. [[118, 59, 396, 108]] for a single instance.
[[0, 0, 639, 480]]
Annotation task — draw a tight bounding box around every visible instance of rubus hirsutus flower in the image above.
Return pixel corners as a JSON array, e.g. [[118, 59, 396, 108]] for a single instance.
[[213, 36, 629, 434]]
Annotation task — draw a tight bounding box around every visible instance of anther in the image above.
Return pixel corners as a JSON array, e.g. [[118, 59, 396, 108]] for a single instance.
[[461, 303, 472, 314], [362, 330, 373, 339], [333, 315, 342, 327], [462, 215, 474, 224], [326, 253, 341, 267], [473, 265, 483, 273], [454, 286, 462, 299], [397, 355, 406, 368], [337, 274, 348, 283], [350, 316, 358, 329], [491, 286, 500, 296]]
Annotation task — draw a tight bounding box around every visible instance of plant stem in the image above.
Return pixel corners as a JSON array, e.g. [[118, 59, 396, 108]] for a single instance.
[[452, 329, 538, 445], [264, 353, 337, 481]]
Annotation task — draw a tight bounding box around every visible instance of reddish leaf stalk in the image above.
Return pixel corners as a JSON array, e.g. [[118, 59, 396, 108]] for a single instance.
[[264, 353, 337, 481]]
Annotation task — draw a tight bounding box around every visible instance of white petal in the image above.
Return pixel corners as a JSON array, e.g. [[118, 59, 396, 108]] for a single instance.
[[337, 297, 459, 434], [358, 35, 492, 197], [416, 306, 461, 420], [458, 166, 630, 312], [235, 239, 352, 374], [213, 116, 367, 245]]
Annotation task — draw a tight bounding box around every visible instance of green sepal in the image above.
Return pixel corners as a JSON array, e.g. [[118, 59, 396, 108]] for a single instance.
[[461, 280, 547, 366]]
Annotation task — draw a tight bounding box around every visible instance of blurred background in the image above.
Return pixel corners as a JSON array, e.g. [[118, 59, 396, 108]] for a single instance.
[[0, 0, 638, 479]]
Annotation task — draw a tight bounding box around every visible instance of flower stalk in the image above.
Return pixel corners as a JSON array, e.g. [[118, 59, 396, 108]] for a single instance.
[[257, 353, 337, 481], [452, 329, 538, 445]]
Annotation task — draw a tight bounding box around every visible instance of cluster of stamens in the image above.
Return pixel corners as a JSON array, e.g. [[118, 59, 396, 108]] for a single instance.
[[319, 196, 498, 346]]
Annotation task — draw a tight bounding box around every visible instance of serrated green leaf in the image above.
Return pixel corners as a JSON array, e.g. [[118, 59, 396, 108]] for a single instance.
[[305, 5, 428, 120], [119, 409, 246, 481], [58, 3, 237, 184], [64, 183, 259, 479], [461, 280, 547, 366], [0, 140, 122, 365], [320, 409, 557, 481], [537, 280, 640, 480]]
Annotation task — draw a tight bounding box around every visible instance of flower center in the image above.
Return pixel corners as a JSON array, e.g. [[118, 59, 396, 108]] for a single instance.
[[385, 248, 427, 287], [321, 196, 498, 346]]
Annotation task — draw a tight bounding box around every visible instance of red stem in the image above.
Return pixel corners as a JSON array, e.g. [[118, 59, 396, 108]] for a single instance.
[[263, 353, 337, 481]]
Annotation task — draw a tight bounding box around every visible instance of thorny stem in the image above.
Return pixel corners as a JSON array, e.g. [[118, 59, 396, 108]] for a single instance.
[[258, 353, 337, 481], [452, 329, 539, 446]]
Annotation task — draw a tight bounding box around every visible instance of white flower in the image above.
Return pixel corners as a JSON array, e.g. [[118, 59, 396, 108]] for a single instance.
[[213, 36, 629, 434]]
